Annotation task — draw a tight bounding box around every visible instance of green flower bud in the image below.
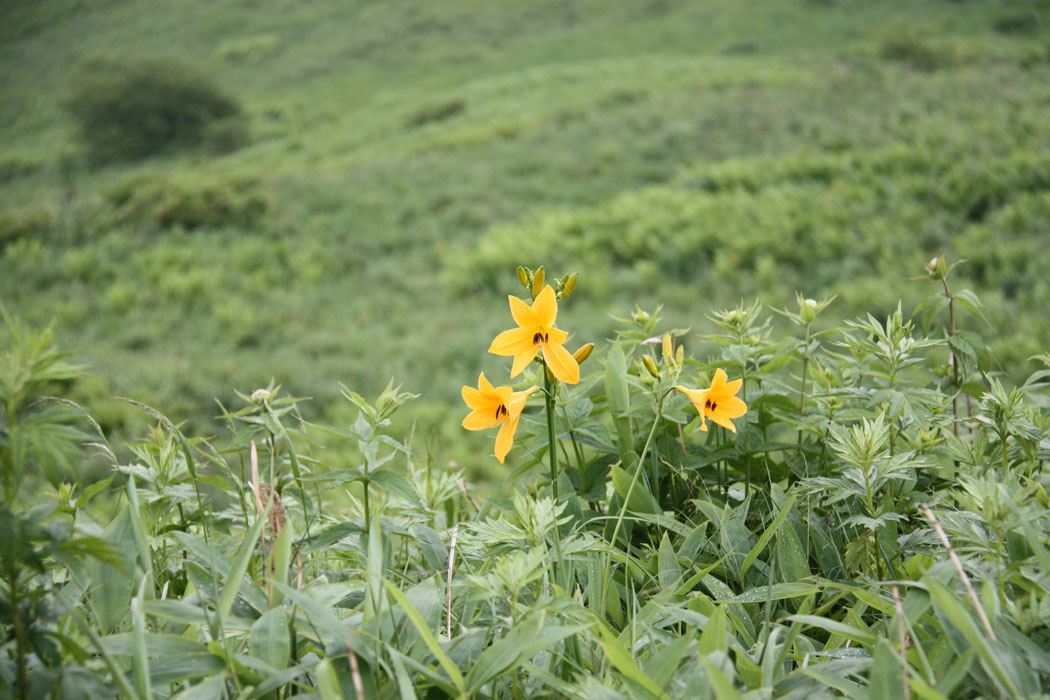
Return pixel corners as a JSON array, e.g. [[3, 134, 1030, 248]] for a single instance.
[[573, 343, 595, 364], [661, 334, 674, 366], [531, 265, 545, 297], [516, 265, 531, 288], [642, 355, 661, 378], [561, 272, 578, 299]]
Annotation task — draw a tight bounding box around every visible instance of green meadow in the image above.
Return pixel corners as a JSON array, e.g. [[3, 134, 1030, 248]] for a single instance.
[[4, 0, 1050, 476], [3, 1, 1050, 697]]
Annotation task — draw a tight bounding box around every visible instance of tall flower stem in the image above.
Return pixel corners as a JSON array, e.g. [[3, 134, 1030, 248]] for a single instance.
[[543, 370, 565, 586]]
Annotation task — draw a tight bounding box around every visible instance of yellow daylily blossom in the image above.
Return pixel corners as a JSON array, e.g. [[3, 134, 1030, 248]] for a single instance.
[[461, 372, 538, 463], [488, 285, 580, 384], [677, 368, 748, 433]]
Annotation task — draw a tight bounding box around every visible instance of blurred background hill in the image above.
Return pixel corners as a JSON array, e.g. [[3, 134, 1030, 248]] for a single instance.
[[2, 0, 1049, 478]]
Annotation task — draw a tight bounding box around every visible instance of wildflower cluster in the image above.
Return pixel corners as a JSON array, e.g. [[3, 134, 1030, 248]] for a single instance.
[[461, 267, 583, 463]]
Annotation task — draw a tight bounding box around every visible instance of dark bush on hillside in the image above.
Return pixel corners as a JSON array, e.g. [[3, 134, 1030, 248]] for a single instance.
[[406, 99, 466, 129], [64, 55, 248, 162], [994, 12, 1042, 35], [0, 207, 53, 250], [95, 173, 269, 233], [879, 32, 958, 72]]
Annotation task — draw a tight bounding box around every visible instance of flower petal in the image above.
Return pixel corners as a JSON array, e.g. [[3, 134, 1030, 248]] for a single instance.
[[461, 385, 488, 410], [478, 372, 495, 394], [716, 396, 748, 418], [509, 294, 536, 329], [720, 378, 742, 397], [462, 409, 499, 431], [489, 327, 535, 356], [676, 386, 709, 431], [494, 416, 518, 463], [707, 411, 737, 433], [531, 285, 558, 327], [510, 348, 539, 377], [542, 341, 580, 384], [710, 368, 728, 389], [546, 327, 568, 345], [507, 386, 539, 417]]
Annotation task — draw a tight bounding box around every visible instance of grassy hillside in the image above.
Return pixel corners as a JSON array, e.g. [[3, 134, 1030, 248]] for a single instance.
[[2, 0, 1049, 477]]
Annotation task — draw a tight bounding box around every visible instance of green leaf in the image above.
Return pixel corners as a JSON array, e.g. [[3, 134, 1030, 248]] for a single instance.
[[591, 615, 670, 700], [217, 508, 268, 633], [704, 659, 743, 700], [926, 577, 1021, 698], [170, 676, 225, 700], [658, 533, 681, 590], [740, 494, 796, 580], [370, 468, 422, 506], [250, 608, 290, 672], [467, 615, 585, 692], [605, 343, 634, 454], [382, 578, 465, 693], [775, 521, 810, 582], [869, 640, 901, 700], [787, 614, 878, 648], [699, 606, 728, 656], [611, 462, 659, 515]]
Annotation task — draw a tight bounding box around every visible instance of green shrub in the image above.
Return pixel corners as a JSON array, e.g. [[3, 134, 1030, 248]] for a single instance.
[[879, 30, 959, 71], [0, 154, 43, 184], [63, 55, 247, 162], [95, 172, 269, 232], [406, 98, 467, 129], [0, 206, 53, 250]]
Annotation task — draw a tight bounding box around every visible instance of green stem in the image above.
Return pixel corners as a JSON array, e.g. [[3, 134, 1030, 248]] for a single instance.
[[543, 371, 564, 586], [603, 391, 667, 611], [363, 479, 371, 534], [9, 567, 27, 700]]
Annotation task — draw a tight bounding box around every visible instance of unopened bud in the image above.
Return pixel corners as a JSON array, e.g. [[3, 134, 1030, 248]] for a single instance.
[[642, 355, 660, 378], [531, 266, 545, 297], [675, 345, 684, 366], [800, 298, 818, 324], [516, 265, 531, 288], [250, 388, 273, 404], [924, 254, 948, 280], [561, 272, 578, 299], [661, 334, 674, 366], [632, 307, 650, 324], [573, 343, 594, 364]]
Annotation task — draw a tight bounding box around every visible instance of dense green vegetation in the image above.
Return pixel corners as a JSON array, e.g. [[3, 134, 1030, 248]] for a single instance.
[[3, 2, 1050, 696], [3, 0, 1050, 477], [3, 269, 1050, 697]]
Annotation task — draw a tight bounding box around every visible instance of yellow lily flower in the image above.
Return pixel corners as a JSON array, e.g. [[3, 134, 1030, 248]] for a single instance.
[[676, 368, 748, 433], [461, 372, 538, 463], [488, 285, 580, 384]]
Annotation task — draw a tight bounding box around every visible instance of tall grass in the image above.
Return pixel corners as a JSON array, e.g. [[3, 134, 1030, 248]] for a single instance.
[[2, 258, 1049, 697]]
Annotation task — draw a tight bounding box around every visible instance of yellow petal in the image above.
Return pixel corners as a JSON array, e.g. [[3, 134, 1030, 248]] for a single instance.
[[708, 411, 737, 433], [542, 341, 580, 384], [461, 385, 487, 410], [720, 377, 743, 397], [510, 347, 539, 377], [676, 386, 709, 431], [531, 285, 558, 327], [717, 396, 748, 418], [494, 416, 519, 463], [710, 368, 728, 389], [489, 327, 535, 356], [546, 326, 568, 344], [478, 372, 495, 394], [507, 386, 539, 417], [508, 294, 536, 329], [462, 409, 499, 431]]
